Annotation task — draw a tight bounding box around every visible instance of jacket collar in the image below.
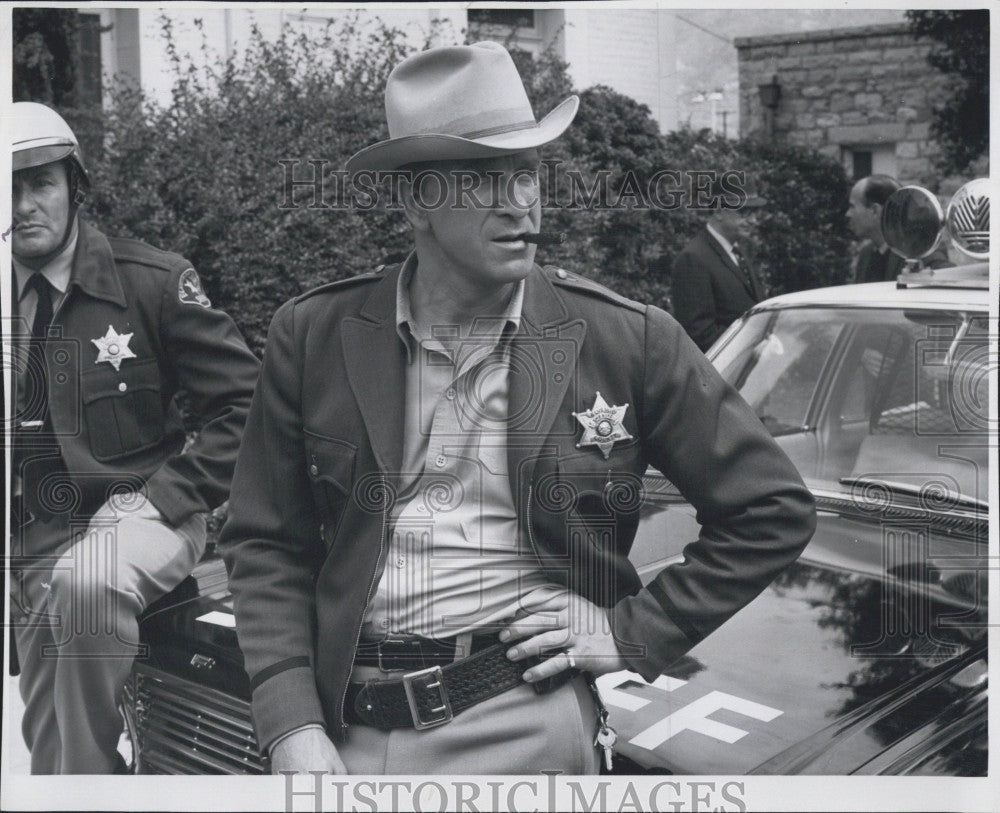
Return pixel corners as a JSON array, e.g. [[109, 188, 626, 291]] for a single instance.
[[68, 219, 128, 307], [704, 225, 758, 297], [356, 256, 568, 330], [343, 258, 579, 481]]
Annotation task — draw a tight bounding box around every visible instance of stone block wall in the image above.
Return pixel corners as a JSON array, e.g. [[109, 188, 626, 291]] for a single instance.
[[736, 23, 949, 183]]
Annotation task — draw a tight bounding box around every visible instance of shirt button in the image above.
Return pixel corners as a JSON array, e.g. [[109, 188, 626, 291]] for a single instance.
[[435, 455, 447, 468], [118, 382, 127, 392], [445, 388, 456, 400], [395, 557, 406, 568], [309, 464, 319, 476], [379, 618, 390, 628]]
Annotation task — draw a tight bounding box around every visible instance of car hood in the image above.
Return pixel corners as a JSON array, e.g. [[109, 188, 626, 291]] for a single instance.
[[600, 556, 987, 775]]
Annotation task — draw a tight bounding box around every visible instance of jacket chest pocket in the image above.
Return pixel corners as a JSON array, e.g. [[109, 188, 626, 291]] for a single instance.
[[534, 443, 645, 520], [81, 359, 165, 461], [304, 431, 357, 541]]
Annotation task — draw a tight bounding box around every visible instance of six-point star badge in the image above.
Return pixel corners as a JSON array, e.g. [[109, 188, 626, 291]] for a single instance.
[[92, 325, 137, 371], [573, 392, 633, 459]]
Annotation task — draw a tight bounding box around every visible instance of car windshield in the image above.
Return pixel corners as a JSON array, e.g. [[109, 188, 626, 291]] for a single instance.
[[711, 307, 989, 502]]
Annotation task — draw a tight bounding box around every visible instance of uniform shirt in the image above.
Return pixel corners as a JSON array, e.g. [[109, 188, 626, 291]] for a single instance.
[[10, 225, 78, 497], [360, 258, 563, 640], [11, 224, 77, 401]]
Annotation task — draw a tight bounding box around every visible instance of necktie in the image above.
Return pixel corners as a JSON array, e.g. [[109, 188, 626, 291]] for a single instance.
[[731, 243, 754, 291], [15, 273, 63, 521], [22, 273, 54, 426]]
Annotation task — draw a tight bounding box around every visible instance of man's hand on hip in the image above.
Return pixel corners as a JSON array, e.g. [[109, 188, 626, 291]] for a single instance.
[[500, 592, 626, 682], [271, 727, 347, 775]]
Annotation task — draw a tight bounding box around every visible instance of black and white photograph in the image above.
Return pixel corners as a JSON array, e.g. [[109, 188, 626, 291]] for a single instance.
[[2, 2, 994, 810]]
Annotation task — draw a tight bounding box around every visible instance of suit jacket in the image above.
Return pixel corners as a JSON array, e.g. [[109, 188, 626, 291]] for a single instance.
[[219, 261, 816, 751], [671, 227, 764, 352], [14, 219, 259, 527], [853, 240, 951, 284]]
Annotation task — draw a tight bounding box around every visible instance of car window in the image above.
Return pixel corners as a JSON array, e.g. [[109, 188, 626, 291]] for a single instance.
[[714, 310, 841, 436], [712, 307, 988, 498]]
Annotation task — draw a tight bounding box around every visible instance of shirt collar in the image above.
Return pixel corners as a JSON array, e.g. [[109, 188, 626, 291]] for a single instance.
[[706, 222, 738, 262], [13, 218, 79, 301], [395, 253, 525, 364]]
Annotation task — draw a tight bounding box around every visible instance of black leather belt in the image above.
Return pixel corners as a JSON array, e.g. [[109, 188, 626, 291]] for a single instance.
[[346, 643, 572, 730], [353, 633, 497, 672]]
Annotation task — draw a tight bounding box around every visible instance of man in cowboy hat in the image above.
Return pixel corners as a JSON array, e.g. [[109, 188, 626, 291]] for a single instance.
[[8, 102, 259, 773], [221, 41, 815, 774]]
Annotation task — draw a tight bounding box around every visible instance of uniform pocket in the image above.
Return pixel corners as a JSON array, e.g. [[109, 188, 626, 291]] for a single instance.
[[81, 359, 165, 461], [303, 430, 357, 540]]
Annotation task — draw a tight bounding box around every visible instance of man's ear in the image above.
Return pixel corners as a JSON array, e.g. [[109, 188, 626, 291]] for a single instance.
[[400, 178, 431, 233]]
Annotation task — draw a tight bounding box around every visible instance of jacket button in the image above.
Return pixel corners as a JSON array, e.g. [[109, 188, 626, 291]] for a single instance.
[[118, 382, 127, 392], [309, 464, 319, 476], [555, 268, 568, 279]]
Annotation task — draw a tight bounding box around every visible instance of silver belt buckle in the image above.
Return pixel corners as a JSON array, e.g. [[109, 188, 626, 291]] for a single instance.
[[401, 665, 453, 730]]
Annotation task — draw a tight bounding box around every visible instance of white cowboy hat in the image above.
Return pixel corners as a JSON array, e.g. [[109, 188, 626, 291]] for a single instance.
[[345, 41, 578, 174]]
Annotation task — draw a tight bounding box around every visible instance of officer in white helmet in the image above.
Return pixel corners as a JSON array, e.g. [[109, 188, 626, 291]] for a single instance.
[[8, 102, 260, 774]]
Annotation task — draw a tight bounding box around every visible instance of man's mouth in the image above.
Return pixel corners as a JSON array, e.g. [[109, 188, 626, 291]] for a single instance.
[[493, 232, 529, 244]]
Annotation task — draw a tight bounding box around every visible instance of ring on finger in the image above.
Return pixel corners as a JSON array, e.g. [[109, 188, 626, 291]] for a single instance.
[[564, 649, 576, 669]]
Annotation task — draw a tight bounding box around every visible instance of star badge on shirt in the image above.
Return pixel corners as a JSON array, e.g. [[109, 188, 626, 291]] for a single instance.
[[572, 392, 633, 459], [92, 325, 137, 371]]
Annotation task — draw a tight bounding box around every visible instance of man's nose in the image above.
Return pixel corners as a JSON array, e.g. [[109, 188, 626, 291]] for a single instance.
[[494, 172, 537, 214], [13, 189, 35, 218]]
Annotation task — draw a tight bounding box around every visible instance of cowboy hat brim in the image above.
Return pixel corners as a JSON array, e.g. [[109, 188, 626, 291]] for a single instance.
[[346, 95, 579, 174]]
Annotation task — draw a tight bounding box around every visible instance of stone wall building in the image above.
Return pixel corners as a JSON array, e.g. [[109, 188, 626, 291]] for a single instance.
[[735, 23, 950, 184]]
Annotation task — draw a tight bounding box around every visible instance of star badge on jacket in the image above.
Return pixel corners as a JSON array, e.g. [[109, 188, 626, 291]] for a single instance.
[[573, 392, 633, 459], [92, 325, 137, 371]]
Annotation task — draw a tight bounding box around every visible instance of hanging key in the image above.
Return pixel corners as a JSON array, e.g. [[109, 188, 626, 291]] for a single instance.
[[595, 724, 618, 771]]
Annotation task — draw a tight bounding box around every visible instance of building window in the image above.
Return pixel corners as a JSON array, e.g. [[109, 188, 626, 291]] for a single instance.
[[851, 150, 873, 180], [844, 145, 897, 181], [77, 13, 102, 107], [467, 9, 536, 30]]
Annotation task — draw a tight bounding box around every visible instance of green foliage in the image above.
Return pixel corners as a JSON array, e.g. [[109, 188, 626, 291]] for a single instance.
[[13, 8, 80, 104], [70, 16, 851, 350], [906, 10, 989, 175]]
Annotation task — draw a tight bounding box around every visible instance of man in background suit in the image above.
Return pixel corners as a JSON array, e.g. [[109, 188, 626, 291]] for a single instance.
[[847, 174, 949, 282], [671, 183, 766, 352]]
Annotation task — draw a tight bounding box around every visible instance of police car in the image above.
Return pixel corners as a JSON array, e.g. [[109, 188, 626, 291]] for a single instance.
[[122, 182, 990, 776]]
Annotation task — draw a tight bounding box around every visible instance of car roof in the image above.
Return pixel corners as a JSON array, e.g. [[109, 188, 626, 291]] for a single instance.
[[754, 277, 990, 313]]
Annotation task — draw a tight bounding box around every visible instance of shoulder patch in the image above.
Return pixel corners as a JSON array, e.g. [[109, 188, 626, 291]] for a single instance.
[[543, 266, 646, 314], [178, 267, 212, 308]]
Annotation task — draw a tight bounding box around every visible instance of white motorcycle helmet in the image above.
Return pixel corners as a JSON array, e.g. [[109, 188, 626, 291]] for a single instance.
[[12, 101, 90, 205]]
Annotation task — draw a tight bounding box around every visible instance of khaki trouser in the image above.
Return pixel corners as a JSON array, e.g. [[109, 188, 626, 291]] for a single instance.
[[337, 663, 602, 774], [11, 495, 205, 774]]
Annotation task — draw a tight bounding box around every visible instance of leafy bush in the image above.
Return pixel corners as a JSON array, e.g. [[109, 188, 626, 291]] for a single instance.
[[60, 15, 851, 351]]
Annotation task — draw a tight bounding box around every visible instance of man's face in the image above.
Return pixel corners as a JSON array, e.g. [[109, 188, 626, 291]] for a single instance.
[[846, 181, 879, 240], [407, 149, 541, 289], [12, 162, 72, 260], [714, 207, 757, 245]]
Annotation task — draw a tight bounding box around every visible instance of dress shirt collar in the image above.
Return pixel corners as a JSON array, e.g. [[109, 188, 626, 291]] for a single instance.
[[706, 222, 739, 267], [395, 253, 525, 364]]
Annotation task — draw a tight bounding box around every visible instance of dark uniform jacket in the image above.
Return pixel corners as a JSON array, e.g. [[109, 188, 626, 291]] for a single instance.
[[220, 262, 816, 751], [16, 219, 260, 527], [671, 227, 764, 352], [853, 240, 951, 284]]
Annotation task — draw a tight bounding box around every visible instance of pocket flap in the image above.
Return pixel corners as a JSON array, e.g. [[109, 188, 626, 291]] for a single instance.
[[304, 431, 357, 496], [81, 358, 160, 404]]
